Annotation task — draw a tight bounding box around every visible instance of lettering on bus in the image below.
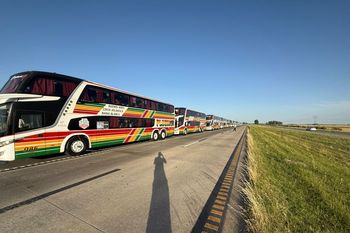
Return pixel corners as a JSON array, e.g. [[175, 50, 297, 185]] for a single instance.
[[100, 105, 127, 116], [24, 146, 38, 152]]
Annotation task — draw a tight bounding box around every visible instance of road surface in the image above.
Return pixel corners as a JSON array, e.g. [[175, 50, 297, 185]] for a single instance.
[[0, 126, 246, 233]]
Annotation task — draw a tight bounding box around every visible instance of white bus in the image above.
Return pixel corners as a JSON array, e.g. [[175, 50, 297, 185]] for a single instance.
[[174, 108, 206, 135], [205, 115, 232, 130], [0, 71, 175, 161]]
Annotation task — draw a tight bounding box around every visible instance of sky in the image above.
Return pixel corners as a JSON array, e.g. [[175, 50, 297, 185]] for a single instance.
[[0, 0, 349, 124]]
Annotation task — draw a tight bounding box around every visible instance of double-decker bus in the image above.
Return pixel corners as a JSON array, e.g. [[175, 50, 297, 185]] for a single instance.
[[0, 71, 175, 161], [205, 115, 220, 130], [174, 108, 206, 135], [205, 115, 232, 130]]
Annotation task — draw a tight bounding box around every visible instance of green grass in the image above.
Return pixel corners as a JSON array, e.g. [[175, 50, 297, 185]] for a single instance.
[[244, 125, 350, 233]]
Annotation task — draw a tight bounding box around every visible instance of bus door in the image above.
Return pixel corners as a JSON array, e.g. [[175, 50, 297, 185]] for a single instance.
[[14, 110, 46, 159], [175, 116, 180, 128]]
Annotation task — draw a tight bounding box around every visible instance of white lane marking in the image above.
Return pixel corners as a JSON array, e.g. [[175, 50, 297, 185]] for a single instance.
[[183, 137, 208, 148], [183, 140, 200, 148]]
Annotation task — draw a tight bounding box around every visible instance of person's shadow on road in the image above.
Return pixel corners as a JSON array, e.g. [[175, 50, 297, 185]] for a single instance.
[[146, 152, 172, 233]]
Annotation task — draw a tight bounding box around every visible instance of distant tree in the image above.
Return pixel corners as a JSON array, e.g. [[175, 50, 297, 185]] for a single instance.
[[267, 121, 283, 126], [254, 119, 259, 124]]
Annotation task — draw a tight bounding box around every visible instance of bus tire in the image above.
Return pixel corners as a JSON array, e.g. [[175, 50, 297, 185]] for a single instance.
[[152, 131, 159, 141], [160, 130, 166, 140], [66, 136, 88, 156], [184, 129, 188, 135]]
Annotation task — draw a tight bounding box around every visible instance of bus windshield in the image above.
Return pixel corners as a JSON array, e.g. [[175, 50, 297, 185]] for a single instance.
[[175, 108, 186, 116], [1, 75, 29, 93], [0, 104, 10, 137]]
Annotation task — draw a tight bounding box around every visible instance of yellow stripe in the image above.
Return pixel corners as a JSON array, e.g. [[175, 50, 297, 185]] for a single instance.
[[91, 134, 129, 142], [126, 109, 144, 115], [16, 139, 64, 151], [217, 195, 227, 201], [16, 139, 64, 147], [214, 199, 225, 205], [218, 191, 228, 196], [204, 223, 219, 231], [16, 145, 45, 151], [208, 215, 221, 224], [130, 128, 143, 142], [210, 209, 223, 216], [91, 135, 127, 142], [141, 132, 152, 136], [75, 105, 102, 111], [212, 204, 224, 210], [146, 111, 154, 118]]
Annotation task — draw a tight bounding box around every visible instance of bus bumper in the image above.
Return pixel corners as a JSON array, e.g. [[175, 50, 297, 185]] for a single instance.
[[0, 140, 15, 161], [174, 128, 180, 135]]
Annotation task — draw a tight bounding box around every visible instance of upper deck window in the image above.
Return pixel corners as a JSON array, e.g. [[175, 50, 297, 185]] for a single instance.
[[28, 77, 78, 97], [79, 85, 174, 113], [0, 75, 29, 93], [1, 74, 79, 97]]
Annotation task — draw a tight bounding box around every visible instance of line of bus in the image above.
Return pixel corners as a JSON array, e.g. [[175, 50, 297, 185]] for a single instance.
[[0, 71, 234, 161], [205, 115, 233, 130]]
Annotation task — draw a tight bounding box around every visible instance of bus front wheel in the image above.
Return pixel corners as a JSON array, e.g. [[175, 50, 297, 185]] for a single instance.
[[66, 136, 88, 156]]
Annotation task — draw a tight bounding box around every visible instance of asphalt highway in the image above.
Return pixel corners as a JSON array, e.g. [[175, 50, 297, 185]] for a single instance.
[[0, 126, 246, 233]]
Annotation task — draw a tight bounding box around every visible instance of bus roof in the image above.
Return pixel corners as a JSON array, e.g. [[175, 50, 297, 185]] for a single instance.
[[11, 71, 174, 107], [12, 71, 84, 83]]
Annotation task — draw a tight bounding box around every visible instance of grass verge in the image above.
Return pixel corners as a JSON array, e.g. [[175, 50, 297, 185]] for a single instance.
[[243, 125, 350, 232]]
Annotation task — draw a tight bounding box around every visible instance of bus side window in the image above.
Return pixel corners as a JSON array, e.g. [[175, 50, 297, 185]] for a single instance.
[[87, 88, 96, 102], [119, 118, 128, 128], [103, 91, 110, 103], [130, 96, 137, 107], [109, 117, 120, 128], [30, 78, 54, 95], [144, 100, 151, 109], [136, 98, 144, 109], [169, 105, 174, 113], [145, 119, 153, 127], [16, 111, 44, 132], [138, 119, 144, 128], [95, 88, 104, 103], [54, 81, 63, 96], [116, 92, 129, 106], [150, 101, 157, 111], [158, 103, 164, 112], [110, 92, 120, 105], [129, 119, 137, 128], [164, 105, 168, 113]]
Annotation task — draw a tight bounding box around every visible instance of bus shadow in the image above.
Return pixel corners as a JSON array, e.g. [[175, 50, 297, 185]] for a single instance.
[[31, 153, 65, 160], [146, 152, 172, 233]]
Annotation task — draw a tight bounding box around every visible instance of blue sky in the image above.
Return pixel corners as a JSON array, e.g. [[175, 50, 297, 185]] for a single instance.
[[0, 0, 349, 123]]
